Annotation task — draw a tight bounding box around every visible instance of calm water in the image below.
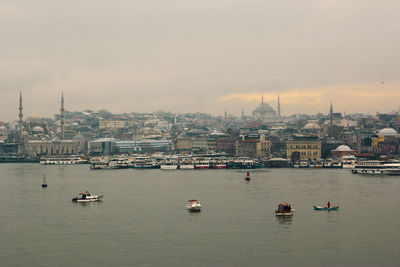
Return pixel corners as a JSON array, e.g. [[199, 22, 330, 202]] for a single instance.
[[0, 164, 399, 267]]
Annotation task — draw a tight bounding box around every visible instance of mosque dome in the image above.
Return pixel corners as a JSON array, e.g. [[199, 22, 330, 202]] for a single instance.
[[26, 115, 43, 122], [303, 122, 321, 130], [252, 96, 277, 121], [378, 128, 398, 136], [335, 145, 353, 151], [32, 126, 45, 133]]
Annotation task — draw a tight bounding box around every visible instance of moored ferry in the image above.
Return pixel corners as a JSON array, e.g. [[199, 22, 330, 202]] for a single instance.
[[194, 159, 210, 169], [179, 159, 195, 170], [133, 156, 156, 168], [341, 155, 357, 169], [160, 159, 178, 170], [212, 160, 227, 169], [352, 160, 400, 175], [40, 155, 87, 165]]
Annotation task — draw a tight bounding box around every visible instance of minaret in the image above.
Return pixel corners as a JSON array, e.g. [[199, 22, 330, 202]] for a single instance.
[[60, 92, 65, 140], [18, 91, 24, 155], [277, 94, 281, 117], [224, 109, 228, 121], [241, 109, 244, 119], [330, 101, 333, 128], [261, 93, 264, 105]]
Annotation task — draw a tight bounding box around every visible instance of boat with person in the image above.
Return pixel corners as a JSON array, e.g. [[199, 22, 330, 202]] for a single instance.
[[72, 191, 103, 202], [275, 203, 294, 216], [186, 199, 201, 211]]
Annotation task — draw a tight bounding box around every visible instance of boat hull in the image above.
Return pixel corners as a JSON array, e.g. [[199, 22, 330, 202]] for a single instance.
[[275, 211, 293, 216], [72, 198, 102, 202], [187, 207, 201, 211], [313, 206, 339, 210]]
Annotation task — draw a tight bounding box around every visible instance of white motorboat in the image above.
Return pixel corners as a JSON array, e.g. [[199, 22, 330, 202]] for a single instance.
[[72, 191, 103, 202], [186, 199, 201, 211]]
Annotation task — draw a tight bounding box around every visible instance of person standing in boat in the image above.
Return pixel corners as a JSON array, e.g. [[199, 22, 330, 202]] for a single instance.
[[327, 201, 331, 208]]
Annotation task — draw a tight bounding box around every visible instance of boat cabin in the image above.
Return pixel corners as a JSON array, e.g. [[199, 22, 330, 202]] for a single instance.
[[80, 191, 92, 199], [277, 203, 292, 212]]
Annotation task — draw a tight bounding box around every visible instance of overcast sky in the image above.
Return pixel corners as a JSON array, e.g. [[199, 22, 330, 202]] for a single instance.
[[1, 0, 400, 121]]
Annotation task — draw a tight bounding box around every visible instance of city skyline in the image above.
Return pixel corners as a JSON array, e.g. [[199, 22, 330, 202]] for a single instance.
[[1, 0, 400, 120]]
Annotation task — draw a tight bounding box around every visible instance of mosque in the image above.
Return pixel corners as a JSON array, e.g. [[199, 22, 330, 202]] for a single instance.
[[252, 94, 280, 122], [16, 92, 85, 157]]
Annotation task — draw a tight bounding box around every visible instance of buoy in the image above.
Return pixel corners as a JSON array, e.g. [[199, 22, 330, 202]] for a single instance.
[[245, 171, 250, 181], [41, 174, 47, 188]]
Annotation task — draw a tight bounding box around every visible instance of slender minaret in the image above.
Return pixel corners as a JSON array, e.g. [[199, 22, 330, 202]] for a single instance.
[[18, 91, 24, 155], [330, 101, 333, 128], [60, 92, 65, 140], [261, 93, 264, 105], [241, 109, 244, 119], [224, 109, 228, 121], [277, 94, 281, 117]]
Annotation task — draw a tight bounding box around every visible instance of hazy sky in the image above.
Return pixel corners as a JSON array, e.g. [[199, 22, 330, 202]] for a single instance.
[[1, 0, 400, 121]]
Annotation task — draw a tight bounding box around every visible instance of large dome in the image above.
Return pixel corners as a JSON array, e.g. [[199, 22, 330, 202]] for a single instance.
[[303, 122, 321, 130], [32, 126, 45, 133], [335, 145, 352, 151], [378, 128, 398, 136]]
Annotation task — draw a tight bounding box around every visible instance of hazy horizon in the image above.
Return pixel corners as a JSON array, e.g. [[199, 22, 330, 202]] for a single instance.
[[1, 0, 400, 121]]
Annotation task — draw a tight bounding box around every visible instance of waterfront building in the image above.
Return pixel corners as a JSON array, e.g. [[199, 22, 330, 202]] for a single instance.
[[286, 135, 321, 161], [215, 137, 236, 156], [116, 140, 172, 154], [89, 138, 117, 155], [25, 140, 80, 156], [236, 133, 271, 158], [175, 137, 192, 153], [330, 144, 357, 158]]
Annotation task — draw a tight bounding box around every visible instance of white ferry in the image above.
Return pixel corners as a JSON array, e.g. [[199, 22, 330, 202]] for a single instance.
[[352, 160, 400, 175], [299, 160, 309, 168], [160, 159, 178, 170], [133, 156, 156, 169], [40, 156, 87, 165], [179, 159, 195, 170], [341, 155, 357, 169]]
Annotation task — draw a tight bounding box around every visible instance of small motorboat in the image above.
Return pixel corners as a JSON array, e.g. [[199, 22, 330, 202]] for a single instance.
[[245, 171, 250, 181], [41, 174, 47, 188], [72, 191, 103, 202], [275, 202, 294, 216], [186, 199, 201, 212], [313, 205, 339, 211]]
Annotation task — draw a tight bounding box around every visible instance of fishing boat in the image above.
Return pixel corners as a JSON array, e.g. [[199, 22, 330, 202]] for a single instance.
[[275, 203, 294, 216], [72, 191, 103, 202], [313, 205, 339, 210], [186, 199, 201, 211], [245, 171, 250, 181], [41, 174, 47, 188]]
